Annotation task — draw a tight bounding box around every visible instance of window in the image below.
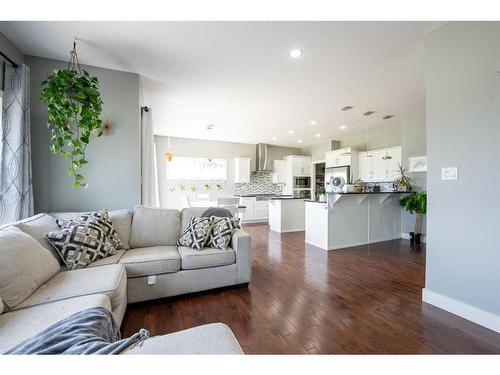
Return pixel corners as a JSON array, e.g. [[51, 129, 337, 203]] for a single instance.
[[166, 156, 227, 181]]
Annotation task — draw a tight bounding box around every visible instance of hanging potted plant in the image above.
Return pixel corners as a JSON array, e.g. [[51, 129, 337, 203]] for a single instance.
[[400, 192, 427, 244], [40, 41, 103, 188]]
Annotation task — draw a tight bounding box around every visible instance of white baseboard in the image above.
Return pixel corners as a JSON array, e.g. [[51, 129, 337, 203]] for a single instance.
[[422, 288, 500, 333], [401, 232, 426, 243]]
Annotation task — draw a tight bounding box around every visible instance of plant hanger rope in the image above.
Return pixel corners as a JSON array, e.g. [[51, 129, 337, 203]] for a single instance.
[[67, 39, 82, 74]]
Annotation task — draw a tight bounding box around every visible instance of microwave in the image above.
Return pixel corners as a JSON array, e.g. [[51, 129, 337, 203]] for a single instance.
[[293, 177, 311, 189]]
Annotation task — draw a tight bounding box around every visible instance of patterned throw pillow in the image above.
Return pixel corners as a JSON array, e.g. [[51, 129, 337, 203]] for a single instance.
[[56, 211, 124, 250], [207, 216, 241, 251], [177, 216, 214, 250], [47, 214, 118, 270]]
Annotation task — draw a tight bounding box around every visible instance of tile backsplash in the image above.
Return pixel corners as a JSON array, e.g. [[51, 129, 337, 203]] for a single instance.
[[234, 171, 282, 195]]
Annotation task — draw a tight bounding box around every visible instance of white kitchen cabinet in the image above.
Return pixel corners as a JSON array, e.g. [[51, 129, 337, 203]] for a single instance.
[[272, 159, 287, 184], [238, 197, 269, 222], [234, 158, 251, 183], [357, 146, 401, 182], [253, 200, 270, 220], [326, 148, 351, 168], [285, 155, 312, 176]]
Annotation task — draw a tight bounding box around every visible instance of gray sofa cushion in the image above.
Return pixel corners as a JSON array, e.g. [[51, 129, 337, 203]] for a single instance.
[[16, 213, 62, 263], [0, 226, 60, 310], [123, 323, 243, 354], [178, 246, 236, 270], [87, 250, 126, 268], [129, 206, 180, 248], [0, 294, 112, 353], [119, 246, 180, 277], [15, 264, 127, 326], [50, 209, 133, 250]]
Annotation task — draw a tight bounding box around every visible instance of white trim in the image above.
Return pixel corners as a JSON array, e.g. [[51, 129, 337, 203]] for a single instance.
[[401, 232, 426, 243], [422, 289, 500, 333]]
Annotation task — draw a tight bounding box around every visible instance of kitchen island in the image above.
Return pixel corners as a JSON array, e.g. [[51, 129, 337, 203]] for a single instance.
[[305, 192, 407, 250], [269, 197, 306, 233]]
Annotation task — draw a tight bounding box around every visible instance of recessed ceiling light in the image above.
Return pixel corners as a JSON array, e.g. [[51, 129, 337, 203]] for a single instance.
[[310, 120, 317, 125], [297, 139, 303, 143], [288, 130, 294, 134], [289, 49, 302, 58], [272, 137, 277, 141], [315, 133, 321, 138], [339, 125, 347, 130]]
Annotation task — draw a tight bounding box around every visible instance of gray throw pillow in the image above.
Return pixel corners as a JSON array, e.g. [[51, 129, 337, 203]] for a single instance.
[[56, 211, 124, 250], [47, 214, 118, 270], [207, 217, 241, 251], [177, 216, 214, 251]]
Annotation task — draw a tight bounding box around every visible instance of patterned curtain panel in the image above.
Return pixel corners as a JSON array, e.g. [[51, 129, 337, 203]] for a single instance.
[[0, 64, 34, 224]]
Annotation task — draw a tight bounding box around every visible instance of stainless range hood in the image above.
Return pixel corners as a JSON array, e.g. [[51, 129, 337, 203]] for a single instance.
[[255, 143, 272, 172]]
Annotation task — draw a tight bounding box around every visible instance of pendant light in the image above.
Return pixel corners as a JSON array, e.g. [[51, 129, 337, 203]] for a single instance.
[[362, 111, 374, 158], [381, 116, 394, 160], [341, 131, 351, 156]]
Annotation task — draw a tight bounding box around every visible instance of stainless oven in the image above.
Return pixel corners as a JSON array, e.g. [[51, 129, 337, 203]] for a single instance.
[[293, 177, 311, 189]]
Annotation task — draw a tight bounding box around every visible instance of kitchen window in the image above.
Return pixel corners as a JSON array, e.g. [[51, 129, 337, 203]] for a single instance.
[[166, 156, 227, 181]]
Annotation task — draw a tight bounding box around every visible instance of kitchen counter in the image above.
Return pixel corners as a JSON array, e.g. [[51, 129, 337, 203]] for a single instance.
[[270, 196, 303, 200], [305, 191, 408, 251]]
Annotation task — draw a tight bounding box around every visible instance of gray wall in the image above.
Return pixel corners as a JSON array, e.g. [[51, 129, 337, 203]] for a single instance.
[[425, 22, 500, 316], [155, 136, 302, 209], [26, 56, 141, 212], [401, 112, 427, 234], [0, 31, 24, 89]]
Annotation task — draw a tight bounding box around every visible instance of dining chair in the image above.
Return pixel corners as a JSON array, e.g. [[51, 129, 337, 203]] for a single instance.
[[217, 197, 240, 217], [180, 195, 192, 209]]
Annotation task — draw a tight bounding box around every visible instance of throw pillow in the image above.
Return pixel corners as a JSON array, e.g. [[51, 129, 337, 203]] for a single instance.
[[56, 211, 124, 250], [207, 216, 241, 251], [47, 214, 118, 270], [0, 226, 60, 310], [176, 216, 214, 250]]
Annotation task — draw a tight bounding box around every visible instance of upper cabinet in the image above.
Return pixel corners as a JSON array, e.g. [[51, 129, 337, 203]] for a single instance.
[[285, 155, 312, 176], [234, 157, 251, 183], [272, 159, 287, 184], [325, 147, 358, 168], [358, 146, 401, 182]]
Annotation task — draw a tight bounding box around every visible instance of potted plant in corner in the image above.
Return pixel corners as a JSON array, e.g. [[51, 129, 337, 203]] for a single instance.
[[394, 162, 413, 192], [400, 192, 427, 244], [314, 185, 326, 202]]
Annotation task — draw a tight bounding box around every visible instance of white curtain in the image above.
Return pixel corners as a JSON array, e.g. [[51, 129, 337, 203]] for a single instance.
[[141, 108, 159, 207], [0, 64, 34, 224]]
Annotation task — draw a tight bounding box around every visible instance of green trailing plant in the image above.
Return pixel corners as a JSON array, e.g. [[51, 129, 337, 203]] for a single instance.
[[314, 185, 326, 200], [40, 69, 103, 187], [400, 192, 427, 234], [394, 162, 413, 191]]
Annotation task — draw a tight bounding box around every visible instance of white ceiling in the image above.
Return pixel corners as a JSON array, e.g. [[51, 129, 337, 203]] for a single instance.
[[0, 21, 443, 147]]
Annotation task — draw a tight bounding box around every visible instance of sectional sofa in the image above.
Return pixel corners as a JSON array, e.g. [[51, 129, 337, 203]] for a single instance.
[[0, 206, 251, 354]]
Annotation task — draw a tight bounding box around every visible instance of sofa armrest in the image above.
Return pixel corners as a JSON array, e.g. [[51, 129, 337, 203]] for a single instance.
[[231, 229, 251, 283]]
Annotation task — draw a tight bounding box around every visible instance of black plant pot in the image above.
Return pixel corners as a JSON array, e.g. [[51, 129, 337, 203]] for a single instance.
[[409, 232, 421, 244]]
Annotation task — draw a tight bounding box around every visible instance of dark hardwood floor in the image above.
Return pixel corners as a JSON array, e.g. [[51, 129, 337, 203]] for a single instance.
[[121, 224, 500, 354]]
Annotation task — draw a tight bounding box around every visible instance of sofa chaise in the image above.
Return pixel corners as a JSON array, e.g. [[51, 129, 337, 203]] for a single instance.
[[0, 206, 251, 354]]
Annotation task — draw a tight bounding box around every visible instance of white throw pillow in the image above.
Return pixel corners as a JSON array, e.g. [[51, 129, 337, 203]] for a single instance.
[[0, 226, 60, 310]]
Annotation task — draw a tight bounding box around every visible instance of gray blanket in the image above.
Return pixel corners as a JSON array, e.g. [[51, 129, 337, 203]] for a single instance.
[[4, 307, 149, 355]]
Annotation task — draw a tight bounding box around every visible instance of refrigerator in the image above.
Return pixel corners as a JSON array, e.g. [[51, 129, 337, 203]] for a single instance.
[[325, 166, 350, 192]]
